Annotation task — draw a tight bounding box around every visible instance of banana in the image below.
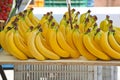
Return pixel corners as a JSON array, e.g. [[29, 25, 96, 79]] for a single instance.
[[78, 33, 97, 60], [5, 28, 28, 60], [65, 8, 75, 21], [83, 32, 111, 60], [27, 28, 45, 60], [114, 29, 120, 45], [48, 27, 70, 58], [79, 10, 91, 24], [35, 31, 60, 60], [108, 31, 120, 53], [17, 19, 26, 39], [13, 29, 33, 58], [100, 31, 120, 59], [40, 12, 52, 26], [56, 29, 79, 58], [72, 26, 97, 60], [40, 33, 53, 51], [4, 15, 17, 30], [28, 8, 39, 26], [41, 19, 51, 39], [90, 29, 103, 52], [84, 16, 97, 33], [65, 24, 80, 54], [100, 15, 110, 32], [79, 22, 85, 33], [93, 29, 104, 52], [19, 12, 34, 27], [59, 15, 67, 38], [0, 29, 9, 52]]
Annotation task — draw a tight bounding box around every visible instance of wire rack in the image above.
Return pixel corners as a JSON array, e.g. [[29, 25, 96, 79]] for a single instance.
[[14, 64, 117, 80]]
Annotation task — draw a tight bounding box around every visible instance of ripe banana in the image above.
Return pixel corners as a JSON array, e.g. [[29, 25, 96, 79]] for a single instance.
[[4, 15, 17, 30], [83, 32, 111, 60], [0, 29, 9, 52], [40, 33, 53, 51], [28, 9, 39, 26], [59, 15, 67, 38], [35, 31, 60, 60], [48, 28, 70, 58], [100, 31, 120, 59], [56, 29, 79, 58], [17, 19, 26, 39], [108, 31, 120, 53], [72, 28, 97, 60], [100, 15, 109, 32], [5, 28, 28, 60], [20, 12, 34, 27], [27, 29, 46, 60], [41, 21, 50, 39], [65, 25, 80, 54], [79, 23, 85, 33], [65, 8, 75, 21], [13, 30, 33, 58], [79, 10, 91, 24], [114, 29, 120, 45], [77, 33, 97, 60]]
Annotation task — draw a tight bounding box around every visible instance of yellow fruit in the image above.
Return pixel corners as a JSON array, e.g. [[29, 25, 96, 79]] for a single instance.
[[5, 29, 28, 60], [83, 33, 111, 60], [100, 32, 120, 59], [49, 28, 70, 58], [35, 32, 60, 60], [56, 29, 79, 58], [27, 29, 45, 60]]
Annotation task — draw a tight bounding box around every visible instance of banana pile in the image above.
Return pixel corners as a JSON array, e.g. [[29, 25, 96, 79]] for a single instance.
[[0, 8, 120, 61]]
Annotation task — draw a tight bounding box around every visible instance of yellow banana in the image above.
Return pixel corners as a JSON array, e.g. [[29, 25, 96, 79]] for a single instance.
[[19, 12, 34, 27], [100, 15, 110, 32], [48, 28, 70, 58], [79, 23, 85, 33], [114, 29, 120, 45], [65, 25, 80, 54], [59, 15, 67, 38], [17, 19, 26, 39], [4, 15, 17, 30], [28, 9, 39, 26], [108, 31, 120, 53], [83, 32, 111, 60], [40, 33, 53, 51], [0, 29, 9, 52], [13, 30, 33, 58], [78, 33, 97, 60], [25, 26, 34, 43], [27, 29, 45, 60], [41, 22, 49, 39], [79, 10, 91, 24], [100, 31, 120, 59], [65, 8, 75, 21], [90, 29, 103, 52], [35, 31, 60, 60], [56, 29, 80, 58], [39, 12, 51, 25], [5, 28, 28, 60], [93, 29, 104, 52]]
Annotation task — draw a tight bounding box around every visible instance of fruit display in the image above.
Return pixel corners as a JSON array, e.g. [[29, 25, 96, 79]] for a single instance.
[[1, 8, 120, 61]]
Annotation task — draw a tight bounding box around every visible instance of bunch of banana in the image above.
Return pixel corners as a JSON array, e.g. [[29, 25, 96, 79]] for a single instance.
[[2, 8, 120, 61], [1, 25, 28, 60]]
